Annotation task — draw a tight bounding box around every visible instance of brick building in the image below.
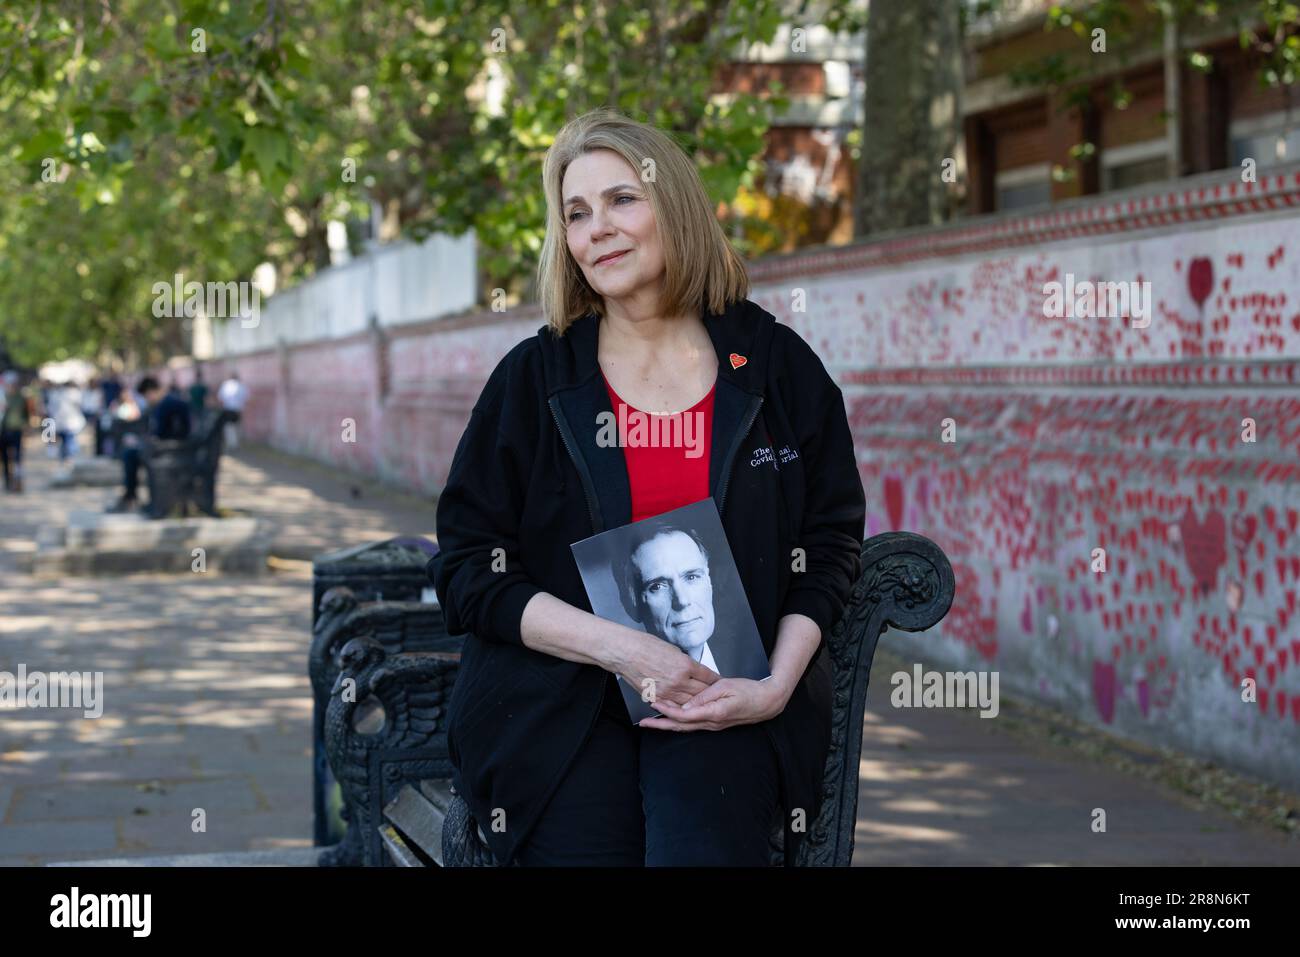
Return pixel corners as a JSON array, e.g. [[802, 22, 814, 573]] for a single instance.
[[717, 15, 866, 250], [963, 0, 1300, 212], [724, 0, 1300, 239]]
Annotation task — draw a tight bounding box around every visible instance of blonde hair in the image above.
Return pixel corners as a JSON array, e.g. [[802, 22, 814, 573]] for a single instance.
[[537, 108, 749, 335]]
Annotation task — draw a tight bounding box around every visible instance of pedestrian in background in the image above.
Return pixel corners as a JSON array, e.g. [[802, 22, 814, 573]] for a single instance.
[[100, 374, 123, 456], [110, 375, 190, 513], [82, 376, 104, 457], [189, 368, 209, 418], [1, 371, 35, 493], [217, 371, 248, 450], [48, 380, 86, 462]]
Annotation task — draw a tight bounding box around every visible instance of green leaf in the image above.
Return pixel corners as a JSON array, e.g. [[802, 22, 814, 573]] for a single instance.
[[129, 80, 160, 105], [255, 73, 283, 112], [244, 125, 289, 175], [17, 129, 65, 163]]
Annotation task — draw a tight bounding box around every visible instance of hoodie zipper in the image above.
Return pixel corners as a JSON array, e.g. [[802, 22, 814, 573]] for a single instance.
[[716, 395, 763, 519], [548, 396, 603, 534]]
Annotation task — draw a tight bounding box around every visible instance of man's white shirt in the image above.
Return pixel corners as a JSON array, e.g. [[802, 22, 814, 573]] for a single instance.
[[693, 641, 719, 674], [218, 379, 248, 411]]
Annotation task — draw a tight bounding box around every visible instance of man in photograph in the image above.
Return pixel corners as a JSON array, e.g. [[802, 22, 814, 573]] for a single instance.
[[617, 523, 724, 674]]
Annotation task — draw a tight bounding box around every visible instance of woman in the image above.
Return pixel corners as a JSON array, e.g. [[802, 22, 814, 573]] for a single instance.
[[433, 109, 865, 867], [48, 381, 85, 462]]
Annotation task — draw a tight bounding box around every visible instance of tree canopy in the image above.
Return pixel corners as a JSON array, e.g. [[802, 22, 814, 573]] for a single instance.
[[0, 0, 791, 367]]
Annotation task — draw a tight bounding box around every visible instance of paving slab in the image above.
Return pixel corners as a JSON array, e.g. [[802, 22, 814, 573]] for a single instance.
[[0, 819, 120, 858], [8, 777, 261, 823], [49, 847, 319, 867]]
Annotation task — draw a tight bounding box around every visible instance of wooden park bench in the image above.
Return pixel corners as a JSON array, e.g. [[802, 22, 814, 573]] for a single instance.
[[321, 530, 954, 867]]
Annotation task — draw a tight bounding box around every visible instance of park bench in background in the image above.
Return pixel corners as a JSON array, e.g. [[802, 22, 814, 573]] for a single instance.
[[321, 530, 954, 867], [143, 408, 237, 517], [107, 413, 148, 459], [32, 409, 270, 575]]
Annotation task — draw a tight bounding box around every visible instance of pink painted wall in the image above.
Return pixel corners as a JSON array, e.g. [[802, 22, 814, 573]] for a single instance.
[[184, 166, 1300, 790]]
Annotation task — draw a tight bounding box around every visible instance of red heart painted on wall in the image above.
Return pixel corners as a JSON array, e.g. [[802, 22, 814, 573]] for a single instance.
[[1179, 506, 1227, 597], [884, 475, 905, 531], [1188, 257, 1214, 309], [1093, 660, 1117, 724]]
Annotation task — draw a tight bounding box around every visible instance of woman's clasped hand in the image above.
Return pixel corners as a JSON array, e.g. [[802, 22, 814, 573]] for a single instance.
[[641, 676, 790, 733], [610, 628, 790, 733]]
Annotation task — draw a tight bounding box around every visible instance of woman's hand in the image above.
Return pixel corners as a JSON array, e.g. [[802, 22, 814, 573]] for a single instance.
[[610, 630, 720, 708], [638, 675, 791, 732]]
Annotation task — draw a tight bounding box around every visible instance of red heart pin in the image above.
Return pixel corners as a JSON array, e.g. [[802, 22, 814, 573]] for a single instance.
[[729, 353, 747, 370]]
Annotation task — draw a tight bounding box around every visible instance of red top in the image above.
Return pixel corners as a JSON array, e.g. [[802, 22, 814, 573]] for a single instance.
[[601, 371, 715, 522]]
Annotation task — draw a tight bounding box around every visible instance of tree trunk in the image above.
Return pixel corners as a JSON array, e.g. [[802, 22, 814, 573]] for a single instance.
[[857, 0, 964, 236]]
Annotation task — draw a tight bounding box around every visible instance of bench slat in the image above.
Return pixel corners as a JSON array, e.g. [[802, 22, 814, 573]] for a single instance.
[[378, 823, 425, 867], [417, 778, 455, 812], [383, 783, 449, 866]]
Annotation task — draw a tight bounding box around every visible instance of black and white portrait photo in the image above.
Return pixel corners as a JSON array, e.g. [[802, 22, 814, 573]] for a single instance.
[[571, 498, 770, 722]]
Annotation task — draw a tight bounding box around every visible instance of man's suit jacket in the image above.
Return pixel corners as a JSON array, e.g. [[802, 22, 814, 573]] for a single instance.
[[697, 618, 770, 681]]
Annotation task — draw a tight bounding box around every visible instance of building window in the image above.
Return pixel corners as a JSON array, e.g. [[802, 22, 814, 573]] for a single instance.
[[1230, 111, 1300, 168], [1106, 156, 1169, 190], [1101, 139, 1170, 191], [995, 163, 1051, 211]]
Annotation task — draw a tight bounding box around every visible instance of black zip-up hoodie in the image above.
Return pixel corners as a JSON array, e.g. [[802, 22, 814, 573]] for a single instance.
[[432, 297, 866, 865]]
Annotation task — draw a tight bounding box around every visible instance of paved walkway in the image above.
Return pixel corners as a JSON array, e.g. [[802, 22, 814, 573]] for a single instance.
[[857, 644, 1300, 864], [0, 441, 434, 866], [2, 439, 1297, 865]]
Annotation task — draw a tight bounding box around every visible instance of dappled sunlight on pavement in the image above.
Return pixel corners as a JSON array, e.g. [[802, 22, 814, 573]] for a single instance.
[[851, 647, 1300, 865], [0, 441, 434, 865]]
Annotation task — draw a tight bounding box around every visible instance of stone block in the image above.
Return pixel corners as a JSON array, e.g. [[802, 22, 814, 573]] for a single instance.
[[47, 457, 122, 488], [31, 511, 272, 577]]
